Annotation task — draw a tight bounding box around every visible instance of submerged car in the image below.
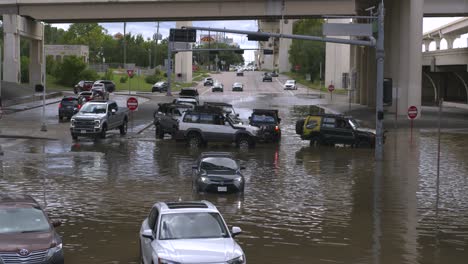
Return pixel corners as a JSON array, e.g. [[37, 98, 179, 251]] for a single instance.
[[192, 152, 245, 193], [0, 194, 64, 264], [249, 109, 281, 142], [139, 201, 245, 264]]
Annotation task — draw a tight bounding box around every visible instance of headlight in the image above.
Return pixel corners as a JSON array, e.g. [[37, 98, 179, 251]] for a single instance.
[[45, 243, 62, 259], [200, 176, 209, 183], [158, 258, 180, 264], [234, 177, 242, 182], [227, 255, 246, 264], [94, 120, 101, 128]]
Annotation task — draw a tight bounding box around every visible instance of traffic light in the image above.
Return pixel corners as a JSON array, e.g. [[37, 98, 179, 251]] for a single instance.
[[234, 50, 244, 54], [247, 34, 269, 41], [169, 29, 197, 42], [263, 49, 274, 55]]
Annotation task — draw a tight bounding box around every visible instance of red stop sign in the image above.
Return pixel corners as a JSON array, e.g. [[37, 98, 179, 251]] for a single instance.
[[328, 84, 335, 92], [407, 105, 418, 119], [127, 69, 134, 77], [127, 97, 139, 111]]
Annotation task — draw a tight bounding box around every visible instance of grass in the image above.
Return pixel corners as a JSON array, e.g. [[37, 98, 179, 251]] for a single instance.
[[283, 71, 348, 95], [46, 75, 75, 91]]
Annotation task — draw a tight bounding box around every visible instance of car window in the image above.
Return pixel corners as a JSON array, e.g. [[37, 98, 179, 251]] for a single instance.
[[252, 114, 276, 124], [322, 117, 336, 128], [148, 208, 159, 231], [183, 113, 199, 123], [159, 212, 229, 240], [199, 113, 215, 124], [0, 207, 50, 234], [80, 103, 107, 114], [61, 98, 78, 106], [201, 157, 238, 171]]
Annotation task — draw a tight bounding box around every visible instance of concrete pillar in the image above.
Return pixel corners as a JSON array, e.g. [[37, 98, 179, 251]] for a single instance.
[[359, 47, 368, 105], [29, 39, 43, 88], [278, 19, 293, 73], [434, 37, 442, 50], [422, 39, 432, 52], [352, 45, 361, 104], [174, 21, 193, 83], [366, 47, 376, 107], [445, 35, 458, 49], [2, 14, 21, 83]]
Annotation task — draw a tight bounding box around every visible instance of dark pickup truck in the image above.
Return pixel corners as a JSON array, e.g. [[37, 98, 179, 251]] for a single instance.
[[153, 103, 194, 138]]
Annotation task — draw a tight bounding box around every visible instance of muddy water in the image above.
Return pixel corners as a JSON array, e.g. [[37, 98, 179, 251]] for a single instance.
[[1, 97, 467, 264]]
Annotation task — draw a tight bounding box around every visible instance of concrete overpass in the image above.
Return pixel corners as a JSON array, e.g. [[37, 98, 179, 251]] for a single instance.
[[1, 0, 468, 115]]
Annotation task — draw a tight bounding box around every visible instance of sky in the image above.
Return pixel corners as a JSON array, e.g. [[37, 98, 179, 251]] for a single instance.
[[52, 17, 468, 62]]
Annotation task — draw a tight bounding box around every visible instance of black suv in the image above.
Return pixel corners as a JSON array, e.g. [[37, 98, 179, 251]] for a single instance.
[[179, 88, 199, 104], [58, 96, 80, 121], [249, 109, 281, 142], [262, 73, 272, 82], [296, 114, 379, 147]]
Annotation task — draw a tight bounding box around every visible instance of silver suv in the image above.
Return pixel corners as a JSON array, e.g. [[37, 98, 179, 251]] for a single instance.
[[139, 201, 246, 264]]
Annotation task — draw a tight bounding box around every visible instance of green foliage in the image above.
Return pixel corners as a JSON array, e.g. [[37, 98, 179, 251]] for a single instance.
[[20, 56, 29, 83], [46, 55, 59, 75], [79, 68, 99, 81], [289, 19, 325, 81], [120, 76, 128, 83], [103, 69, 114, 80], [55, 56, 87, 86], [63, 23, 107, 63], [193, 43, 244, 70], [145, 74, 161, 84]]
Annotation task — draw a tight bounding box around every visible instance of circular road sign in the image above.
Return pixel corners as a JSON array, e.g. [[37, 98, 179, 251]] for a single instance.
[[127, 97, 139, 111], [407, 105, 418, 119], [328, 84, 335, 92], [127, 69, 134, 77]]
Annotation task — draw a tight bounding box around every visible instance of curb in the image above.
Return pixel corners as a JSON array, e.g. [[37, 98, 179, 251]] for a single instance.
[[0, 134, 58, 140]]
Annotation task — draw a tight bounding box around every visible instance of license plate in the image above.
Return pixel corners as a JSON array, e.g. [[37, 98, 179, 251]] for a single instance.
[[217, 186, 227, 192], [81, 130, 86, 134]]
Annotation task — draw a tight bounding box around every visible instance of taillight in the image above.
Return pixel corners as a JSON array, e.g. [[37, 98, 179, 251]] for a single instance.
[[275, 126, 280, 131], [58, 103, 62, 108], [77, 104, 81, 109]]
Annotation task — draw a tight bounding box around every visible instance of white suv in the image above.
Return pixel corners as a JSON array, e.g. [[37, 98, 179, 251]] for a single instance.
[[139, 201, 246, 264]]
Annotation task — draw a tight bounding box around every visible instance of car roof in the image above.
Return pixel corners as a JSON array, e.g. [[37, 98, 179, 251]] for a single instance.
[[200, 152, 234, 159], [0, 194, 38, 206], [233, 82, 242, 85], [156, 201, 219, 214], [177, 97, 197, 101], [62, 96, 78, 100], [252, 109, 279, 115], [204, 102, 233, 107], [286, 80, 295, 82]]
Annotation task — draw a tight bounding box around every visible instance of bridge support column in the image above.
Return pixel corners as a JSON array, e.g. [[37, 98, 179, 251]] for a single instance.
[[445, 35, 458, 49], [3, 14, 21, 83], [175, 21, 193, 83], [385, 0, 424, 116], [30, 39, 44, 88]]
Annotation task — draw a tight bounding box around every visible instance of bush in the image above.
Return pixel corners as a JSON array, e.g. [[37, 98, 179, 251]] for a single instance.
[[56, 56, 87, 87], [145, 74, 160, 84], [20, 56, 30, 83], [120, 76, 128, 83], [103, 69, 114, 80], [79, 68, 99, 81]]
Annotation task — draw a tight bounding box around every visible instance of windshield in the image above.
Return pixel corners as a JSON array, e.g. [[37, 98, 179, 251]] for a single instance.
[[159, 212, 229, 240], [286, 80, 295, 84], [201, 157, 238, 171], [80, 103, 107, 114], [61, 98, 78, 105], [348, 119, 360, 130], [0, 207, 50, 234], [252, 114, 276, 124], [180, 90, 198, 96]]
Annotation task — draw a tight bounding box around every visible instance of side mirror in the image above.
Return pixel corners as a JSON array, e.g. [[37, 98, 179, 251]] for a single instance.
[[141, 229, 154, 240], [111, 109, 117, 115], [231, 226, 242, 237], [192, 165, 198, 170], [240, 166, 246, 170], [51, 220, 62, 228]]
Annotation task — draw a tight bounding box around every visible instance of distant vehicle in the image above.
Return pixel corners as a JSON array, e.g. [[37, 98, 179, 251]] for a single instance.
[[151, 81, 168, 93], [70, 100, 128, 140], [249, 109, 281, 142], [77, 91, 93, 105], [0, 194, 64, 264], [203, 77, 214, 86], [284, 80, 297, 90], [212, 82, 224, 92], [153, 103, 194, 139], [232, 82, 244, 92], [91, 83, 109, 100], [139, 201, 245, 264], [262, 73, 272, 82], [271, 71, 279, 77], [58, 96, 80, 121], [295, 114, 380, 148], [192, 152, 245, 193], [236, 70, 244, 77], [74, 80, 93, 94], [179, 88, 199, 104], [173, 97, 198, 107], [94, 80, 116, 93], [175, 106, 259, 148]]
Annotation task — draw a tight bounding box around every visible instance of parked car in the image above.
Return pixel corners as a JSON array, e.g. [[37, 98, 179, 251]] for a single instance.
[[174, 106, 259, 148], [295, 114, 379, 147], [0, 194, 64, 264], [152, 81, 168, 93], [139, 201, 245, 264], [153, 103, 194, 139], [212, 82, 224, 92], [262, 73, 272, 82], [94, 80, 116, 93], [249, 109, 281, 142], [173, 97, 198, 107], [70, 100, 128, 140], [236, 70, 244, 76], [74, 80, 93, 94], [179, 88, 199, 104], [192, 152, 245, 193], [91, 83, 109, 100], [58, 96, 80, 121], [284, 80, 297, 90], [203, 77, 214, 86], [232, 82, 244, 92]]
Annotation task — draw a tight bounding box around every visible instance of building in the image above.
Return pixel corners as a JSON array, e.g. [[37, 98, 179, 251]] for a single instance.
[[45, 45, 89, 63]]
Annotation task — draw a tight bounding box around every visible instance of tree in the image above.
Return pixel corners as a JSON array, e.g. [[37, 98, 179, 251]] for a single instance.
[[289, 19, 325, 81], [63, 23, 107, 63], [193, 43, 244, 69], [55, 56, 87, 86]]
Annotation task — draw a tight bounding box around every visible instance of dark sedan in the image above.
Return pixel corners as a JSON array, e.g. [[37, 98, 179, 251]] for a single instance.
[[212, 82, 224, 92], [192, 152, 245, 193], [262, 73, 272, 82]]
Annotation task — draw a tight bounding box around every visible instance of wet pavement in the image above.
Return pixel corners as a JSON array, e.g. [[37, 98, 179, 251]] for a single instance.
[[1, 71, 468, 264]]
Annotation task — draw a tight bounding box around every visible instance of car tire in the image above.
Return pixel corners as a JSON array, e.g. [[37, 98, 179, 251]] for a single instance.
[[357, 139, 372, 148], [310, 137, 321, 147], [119, 120, 128, 135], [100, 125, 107, 139], [58, 115, 63, 122], [155, 125, 164, 139], [188, 132, 202, 148], [71, 133, 78, 140], [236, 136, 250, 149]]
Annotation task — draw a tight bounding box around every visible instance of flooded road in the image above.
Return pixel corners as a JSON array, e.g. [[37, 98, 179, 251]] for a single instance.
[[1, 73, 468, 263]]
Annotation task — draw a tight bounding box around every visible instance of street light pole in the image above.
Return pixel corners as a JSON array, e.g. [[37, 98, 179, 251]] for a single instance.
[[375, 3, 385, 161], [41, 22, 47, 132], [0, 44, 3, 156], [166, 41, 172, 96]]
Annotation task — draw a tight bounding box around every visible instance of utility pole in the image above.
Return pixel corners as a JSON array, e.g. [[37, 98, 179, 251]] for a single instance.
[[123, 22, 127, 70], [0, 44, 3, 155], [166, 41, 172, 96], [375, 3, 385, 161], [154, 21, 160, 68], [40, 23, 47, 132]]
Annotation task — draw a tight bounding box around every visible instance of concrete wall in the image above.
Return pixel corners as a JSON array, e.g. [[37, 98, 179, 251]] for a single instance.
[[325, 19, 351, 90]]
